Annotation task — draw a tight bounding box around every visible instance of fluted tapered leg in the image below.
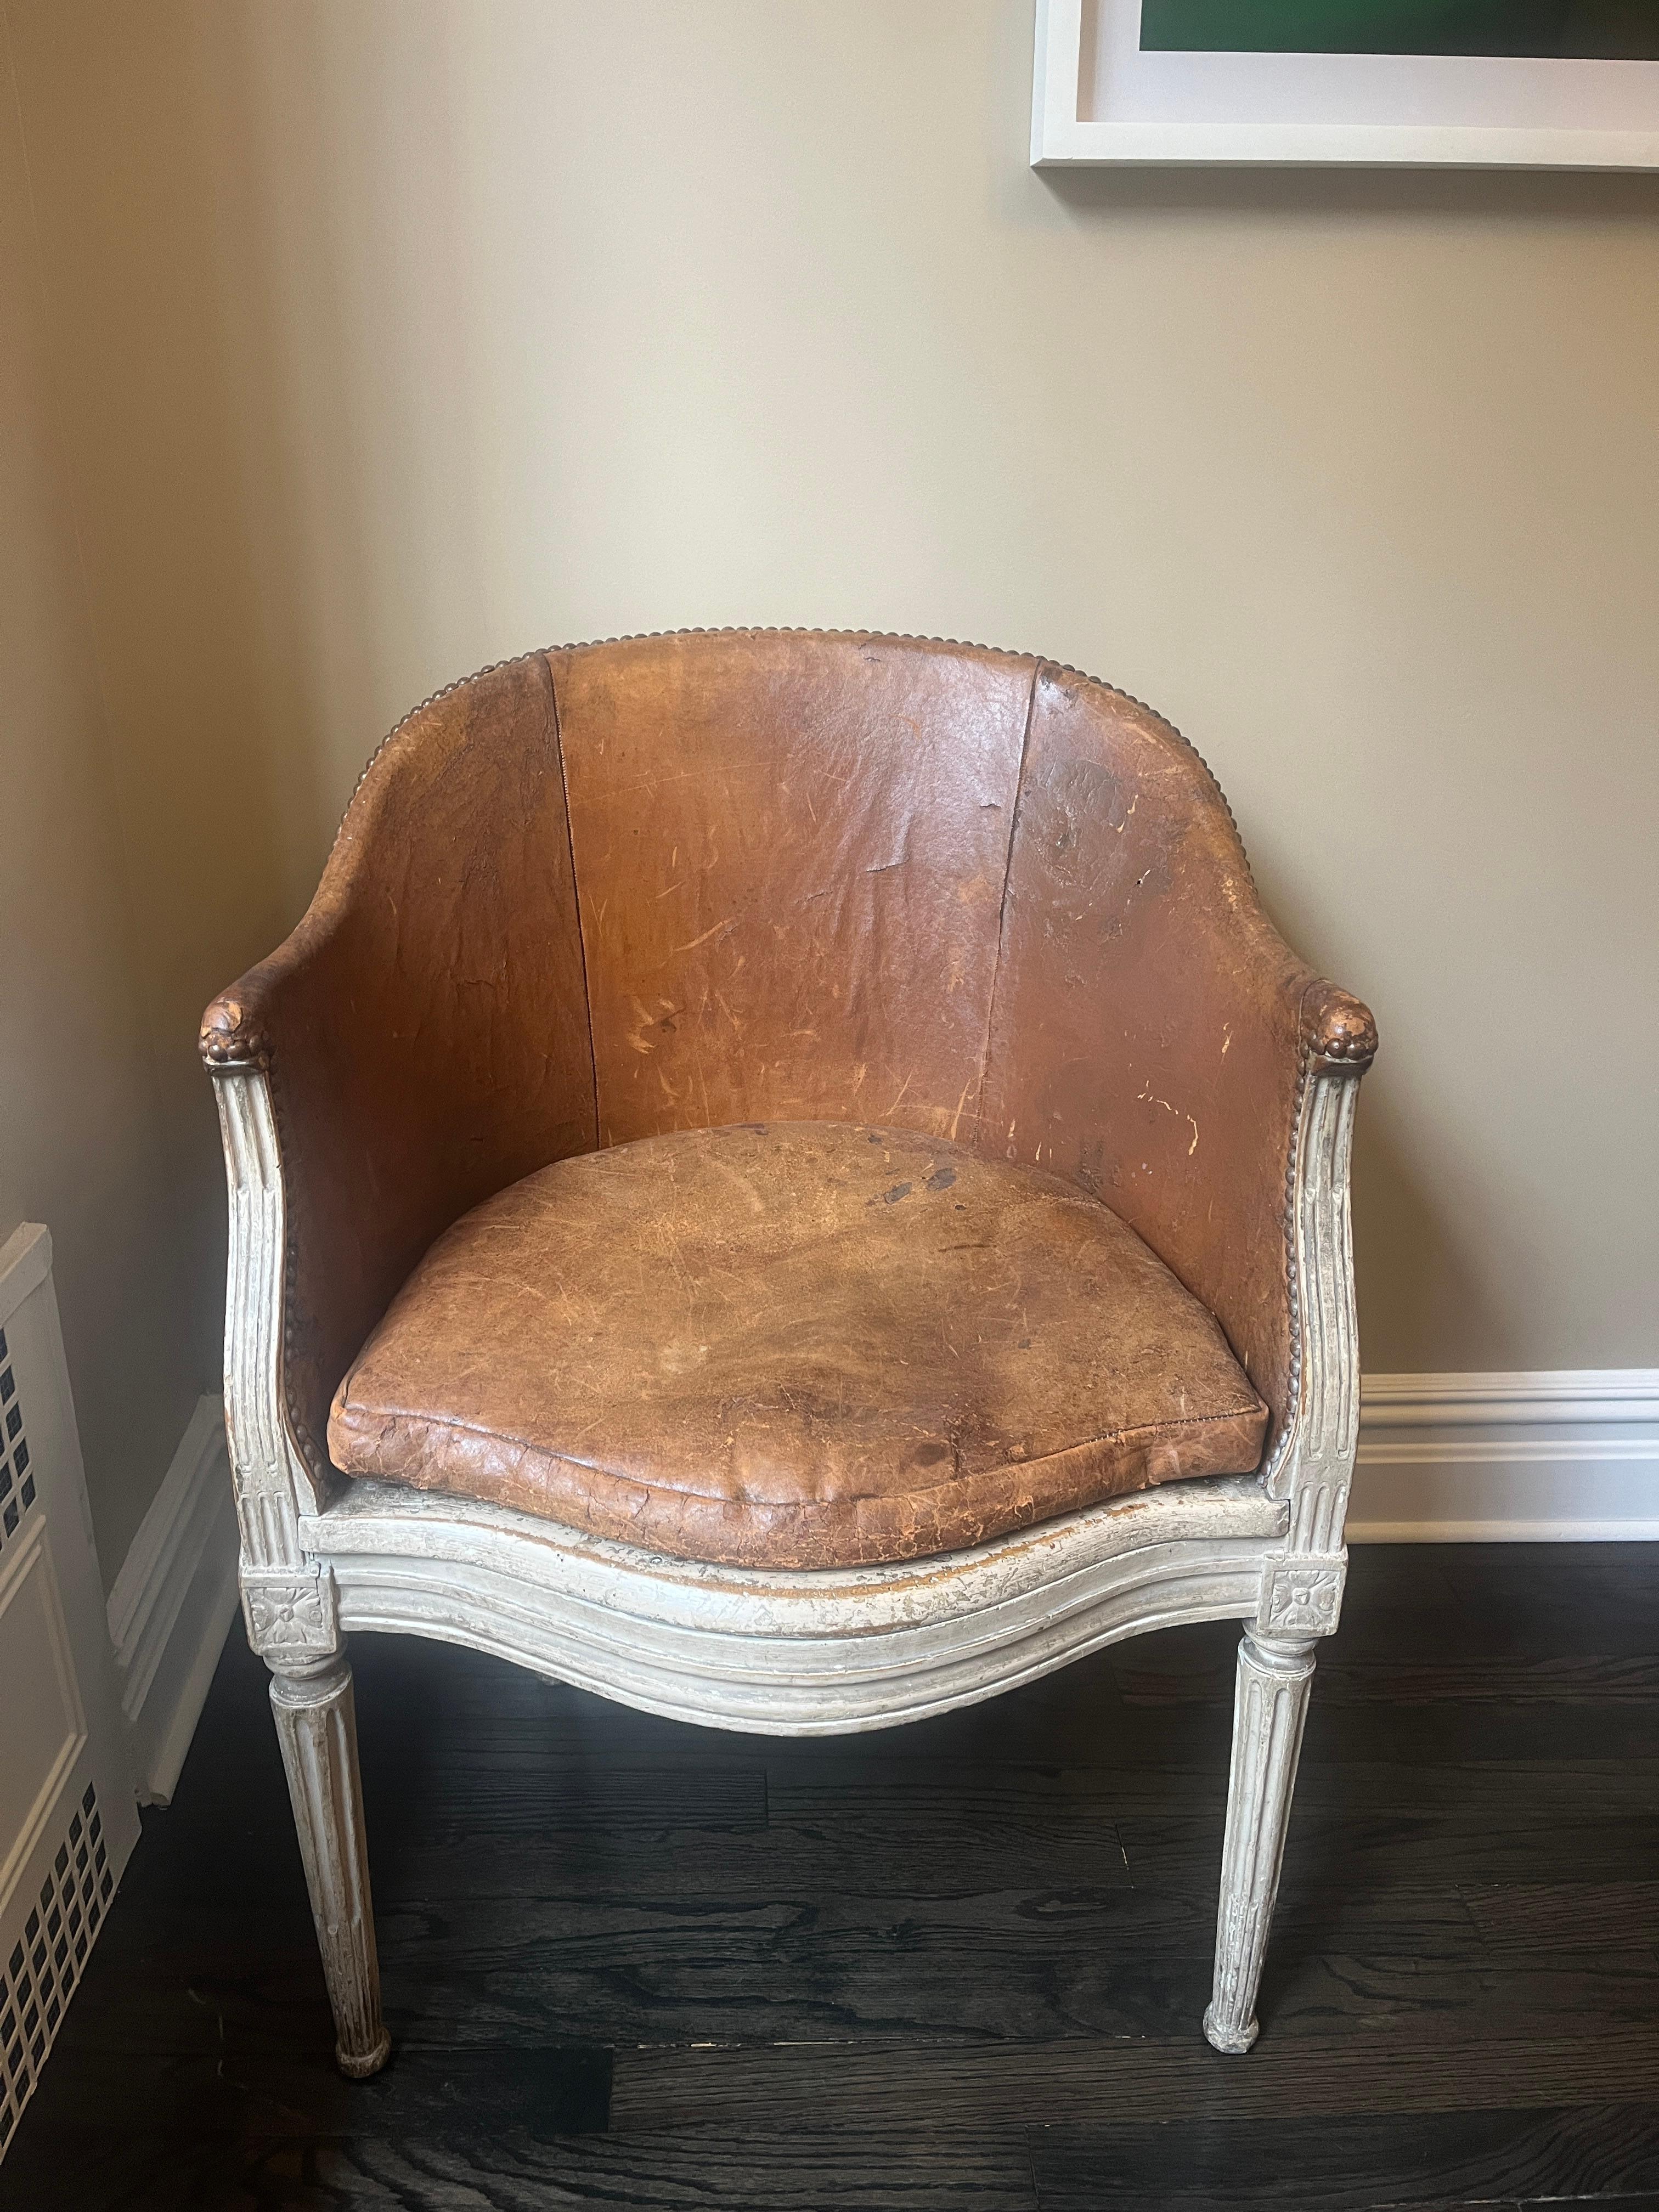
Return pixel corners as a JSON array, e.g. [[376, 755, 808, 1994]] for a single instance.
[[268, 1652, 390, 2078], [1204, 1630, 1317, 2055]]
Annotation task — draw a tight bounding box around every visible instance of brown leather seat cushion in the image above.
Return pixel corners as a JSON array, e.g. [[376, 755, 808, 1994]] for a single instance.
[[328, 1121, 1268, 1571]]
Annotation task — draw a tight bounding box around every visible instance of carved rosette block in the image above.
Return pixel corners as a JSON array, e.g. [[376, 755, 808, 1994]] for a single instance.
[[1259, 1556, 1345, 1639], [242, 1566, 340, 1666], [269, 1658, 390, 2078], [1204, 1631, 1317, 2056]]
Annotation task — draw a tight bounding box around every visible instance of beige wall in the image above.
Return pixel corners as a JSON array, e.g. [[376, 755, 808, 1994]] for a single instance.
[[0, 13, 211, 1578], [5, 0, 1655, 1505]]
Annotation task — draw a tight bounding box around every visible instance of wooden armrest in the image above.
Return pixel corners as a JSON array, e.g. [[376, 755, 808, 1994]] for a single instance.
[[1302, 980, 1378, 1074], [200, 992, 269, 1066]]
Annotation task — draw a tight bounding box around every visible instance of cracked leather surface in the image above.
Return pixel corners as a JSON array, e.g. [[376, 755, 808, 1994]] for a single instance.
[[328, 1121, 1268, 1570], [552, 631, 1036, 1148], [984, 664, 1331, 1472]]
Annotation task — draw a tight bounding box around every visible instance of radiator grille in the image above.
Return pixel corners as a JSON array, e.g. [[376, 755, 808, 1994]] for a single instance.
[[0, 1782, 110, 2153], [0, 1329, 38, 1558]]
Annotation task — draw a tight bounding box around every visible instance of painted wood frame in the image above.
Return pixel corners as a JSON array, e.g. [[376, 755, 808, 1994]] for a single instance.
[[1032, 0, 1659, 171], [210, 1051, 1362, 2073]]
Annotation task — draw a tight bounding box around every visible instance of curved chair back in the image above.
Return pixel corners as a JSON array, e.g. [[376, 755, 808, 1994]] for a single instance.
[[223, 630, 1321, 1489]]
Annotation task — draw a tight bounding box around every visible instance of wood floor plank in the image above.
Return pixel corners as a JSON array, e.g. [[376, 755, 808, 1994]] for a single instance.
[[607, 2029, 1659, 2132], [52, 1882, 1505, 2063], [1118, 1650, 1659, 1741], [364, 1822, 1141, 1908], [1301, 1601, 1659, 1665], [1519, 2200, 1659, 2211], [1463, 1881, 1659, 1959], [1300, 1699, 1659, 1770], [1030, 2100, 1659, 2211], [1435, 1543, 1659, 1602], [335, 2129, 1037, 2209], [1258, 1952, 1659, 2042], [1308, 1655, 1659, 1707], [71, 1924, 1617, 2063], [132, 1862, 1468, 1964], [8, 1541, 1659, 2210], [3, 2126, 1041, 2210], [386, 1950, 1659, 2058], [366, 1630, 1659, 1772], [61, 1934, 1649, 2070], [1119, 1808, 1659, 1894], [10, 2038, 612, 2140], [150, 1744, 1655, 1913], [366, 1757, 770, 1844]]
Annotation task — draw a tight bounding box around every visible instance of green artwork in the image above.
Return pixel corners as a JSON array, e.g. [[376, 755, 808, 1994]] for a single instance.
[[1138, 1, 1659, 58]]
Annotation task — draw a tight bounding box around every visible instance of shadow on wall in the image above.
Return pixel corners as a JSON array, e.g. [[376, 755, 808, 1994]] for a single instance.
[[10, 0, 453, 946], [203, 0, 499, 892], [9, 0, 489, 1402], [1349, 1104, 1506, 1375], [1246, 853, 1507, 1378], [7, 0, 353, 1405]]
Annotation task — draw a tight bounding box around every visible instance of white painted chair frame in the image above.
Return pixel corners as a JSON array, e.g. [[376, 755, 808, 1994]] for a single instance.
[[211, 1049, 1361, 2075]]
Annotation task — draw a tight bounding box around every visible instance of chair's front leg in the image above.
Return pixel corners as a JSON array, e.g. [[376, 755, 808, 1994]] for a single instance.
[[1204, 1630, 1318, 2055], [268, 1650, 391, 2078], [215, 1060, 390, 2078]]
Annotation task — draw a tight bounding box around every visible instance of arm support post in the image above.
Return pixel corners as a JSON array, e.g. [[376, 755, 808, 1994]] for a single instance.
[[1209, 1056, 1366, 2053]]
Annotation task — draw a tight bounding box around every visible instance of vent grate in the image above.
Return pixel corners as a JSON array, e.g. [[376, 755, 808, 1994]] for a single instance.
[[0, 1782, 109, 2153], [0, 1330, 37, 1558]]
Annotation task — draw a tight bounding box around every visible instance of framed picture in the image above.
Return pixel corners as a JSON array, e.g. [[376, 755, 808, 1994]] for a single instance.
[[1032, 0, 1659, 167]]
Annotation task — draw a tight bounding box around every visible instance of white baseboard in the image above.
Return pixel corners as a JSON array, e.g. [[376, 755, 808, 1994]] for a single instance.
[[106, 1395, 239, 1804], [1351, 1369, 1659, 1542]]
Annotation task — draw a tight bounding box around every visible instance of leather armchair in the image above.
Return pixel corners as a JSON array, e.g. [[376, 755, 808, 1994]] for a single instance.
[[202, 630, 1375, 2073]]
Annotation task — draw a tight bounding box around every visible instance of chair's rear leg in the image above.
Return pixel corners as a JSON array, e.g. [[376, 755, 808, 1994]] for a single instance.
[[268, 1651, 391, 2078], [1204, 1631, 1317, 2054]]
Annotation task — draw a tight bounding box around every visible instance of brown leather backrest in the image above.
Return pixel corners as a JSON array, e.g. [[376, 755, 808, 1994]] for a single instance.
[[208, 629, 1354, 1481], [551, 631, 1036, 1146]]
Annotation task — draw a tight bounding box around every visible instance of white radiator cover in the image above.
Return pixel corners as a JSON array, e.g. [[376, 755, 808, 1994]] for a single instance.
[[0, 1226, 140, 2163]]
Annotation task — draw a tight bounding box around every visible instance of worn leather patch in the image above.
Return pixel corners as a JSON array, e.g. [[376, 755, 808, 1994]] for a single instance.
[[552, 630, 1036, 1150], [983, 665, 1316, 1466], [329, 1121, 1268, 1570]]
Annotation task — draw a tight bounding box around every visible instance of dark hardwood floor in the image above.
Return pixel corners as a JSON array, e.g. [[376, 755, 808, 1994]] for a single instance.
[[5, 1543, 1657, 2209]]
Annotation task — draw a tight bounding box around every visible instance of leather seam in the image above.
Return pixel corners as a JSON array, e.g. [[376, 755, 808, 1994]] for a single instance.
[[973, 656, 1041, 1147], [332, 1397, 1269, 1513], [545, 651, 603, 1152]]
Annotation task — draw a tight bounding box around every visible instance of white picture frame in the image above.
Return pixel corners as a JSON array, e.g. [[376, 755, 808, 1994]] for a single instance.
[[1032, 0, 1659, 168]]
